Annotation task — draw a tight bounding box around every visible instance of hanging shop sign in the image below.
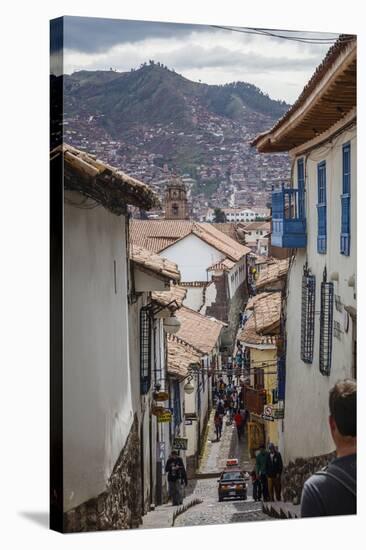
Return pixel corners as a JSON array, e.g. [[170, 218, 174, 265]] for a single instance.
[[157, 410, 173, 423], [173, 437, 188, 450], [153, 391, 169, 402], [152, 405, 165, 416], [273, 408, 285, 419]]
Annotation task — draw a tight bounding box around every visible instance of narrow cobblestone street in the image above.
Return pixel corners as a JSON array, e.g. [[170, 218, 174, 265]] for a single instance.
[[174, 410, 271, 527], [142, 408, 273, 529]]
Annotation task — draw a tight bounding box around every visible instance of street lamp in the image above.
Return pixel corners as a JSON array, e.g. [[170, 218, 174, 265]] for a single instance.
[[163, 313, 181, 334], [184, 377, 195, 395]]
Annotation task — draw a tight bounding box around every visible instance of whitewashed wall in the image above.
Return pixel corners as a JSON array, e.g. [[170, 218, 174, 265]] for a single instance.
[[228, 256, 247, 298], [160, 233, 225, 282], [283, 127, 356, 463], [183, 286, 204, 311], [200, 281, 217, 315], [63, 191, 133, 512]]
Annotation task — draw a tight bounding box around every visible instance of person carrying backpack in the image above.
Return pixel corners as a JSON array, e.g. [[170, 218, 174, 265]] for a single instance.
[[301, 379, 356, 517], [165, 451, 188, 506]]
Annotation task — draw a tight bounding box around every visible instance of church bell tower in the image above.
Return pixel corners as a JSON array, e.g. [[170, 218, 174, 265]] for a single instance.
[[164, 177, 189, 220]]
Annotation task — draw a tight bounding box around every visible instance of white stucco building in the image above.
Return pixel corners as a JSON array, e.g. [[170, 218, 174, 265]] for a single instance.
[[252, 35, 356, 464], [130, 220, 250, 350], [205, 207, 267, 223], [52, 144, 184, 531]]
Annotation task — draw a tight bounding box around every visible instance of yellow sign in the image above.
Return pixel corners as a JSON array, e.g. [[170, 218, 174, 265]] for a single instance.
[[157, 411, 173, 423]]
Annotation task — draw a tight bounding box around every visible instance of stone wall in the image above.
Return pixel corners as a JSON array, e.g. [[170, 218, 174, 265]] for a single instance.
[[282, 451, 336, 504], [64, 415, 142, 532]]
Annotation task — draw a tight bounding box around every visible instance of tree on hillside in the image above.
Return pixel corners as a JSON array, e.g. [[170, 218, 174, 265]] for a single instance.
[[213, 208, 226, 223]]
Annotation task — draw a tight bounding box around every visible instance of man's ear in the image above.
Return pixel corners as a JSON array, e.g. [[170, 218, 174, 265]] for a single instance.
[[329, 415, 336, 433]]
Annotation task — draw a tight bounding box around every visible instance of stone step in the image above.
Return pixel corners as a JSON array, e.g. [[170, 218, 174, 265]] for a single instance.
[[262, 501, 301, 519]]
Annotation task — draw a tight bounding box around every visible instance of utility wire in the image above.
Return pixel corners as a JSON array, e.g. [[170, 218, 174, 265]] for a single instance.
[[211, 25, 353, 45]]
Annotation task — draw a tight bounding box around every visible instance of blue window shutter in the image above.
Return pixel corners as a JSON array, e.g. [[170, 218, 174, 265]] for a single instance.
[[297, 158, 305, 219], [317, 161, 327, 254], [341, 143, 351, 255]]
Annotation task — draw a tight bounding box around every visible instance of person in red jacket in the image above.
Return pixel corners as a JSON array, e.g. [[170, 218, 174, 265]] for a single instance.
[[234, 410, 243, 440]]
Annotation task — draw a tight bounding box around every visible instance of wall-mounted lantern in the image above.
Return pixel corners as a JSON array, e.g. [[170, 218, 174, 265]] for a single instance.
[[184, 377, 195, 395], [163, 313, 181, 334]]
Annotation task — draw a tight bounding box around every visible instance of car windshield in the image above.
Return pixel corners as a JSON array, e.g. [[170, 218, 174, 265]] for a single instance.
[[221, 472, 243, 482]]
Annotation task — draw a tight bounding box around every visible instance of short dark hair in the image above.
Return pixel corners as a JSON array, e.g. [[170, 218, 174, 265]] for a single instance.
[[329, 379, 356, 437]]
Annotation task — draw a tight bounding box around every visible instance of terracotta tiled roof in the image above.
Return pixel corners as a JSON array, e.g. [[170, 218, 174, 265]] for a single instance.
[[254, 292, 281, 334], [238, 291, 281, 346], [211, 223, 244, 243], [167, 335, 202, 379], [256, 259, 290, 290], [207, 258, 235, 272], [145, 237, 179, 253], [191, 223, 250, 261], [130, 220, 250, 261], [175, 307, 225, 354], [130, 220, 194, 249], [240, 222, 271, 232], [52, 144, 159, 213], [151, 285, 187, 310], [238, 315, 277, 347], [246, 292, 272, 311], [130, 244, 180, 282]]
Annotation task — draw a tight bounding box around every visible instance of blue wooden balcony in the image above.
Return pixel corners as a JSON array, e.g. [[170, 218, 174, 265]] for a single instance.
[[271, 184, 307, 248]]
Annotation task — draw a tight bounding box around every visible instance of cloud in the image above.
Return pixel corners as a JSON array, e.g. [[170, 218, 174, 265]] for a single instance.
[[61, 22, 336, 103], [61, 16, 211, 54], [151, 44, 322, 72]]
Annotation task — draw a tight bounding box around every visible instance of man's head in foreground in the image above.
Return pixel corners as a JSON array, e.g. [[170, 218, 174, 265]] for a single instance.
[[329, 379, 356, 456]]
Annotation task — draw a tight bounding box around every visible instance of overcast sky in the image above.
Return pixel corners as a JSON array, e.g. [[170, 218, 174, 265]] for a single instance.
[[60, 16, 341, 103]]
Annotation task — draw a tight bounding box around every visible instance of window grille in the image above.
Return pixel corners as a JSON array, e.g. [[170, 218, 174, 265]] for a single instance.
[[319, 280, 334, 376], [340, 143, 351, 255], [317, 161, 327, 253], [301, 273, 316, 363], [140, 307, 152, 394]]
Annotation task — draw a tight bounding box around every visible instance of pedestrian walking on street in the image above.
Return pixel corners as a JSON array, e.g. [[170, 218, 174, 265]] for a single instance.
[[250, 470, 262, 502], [217, 399, 225, 416], [165, 451, 188, 506], [214, 411, 223, 441], [234, 410, 244, 440], [266, 443, 283, 501], [256, 445, 270, 501], [301, 379, 356, 517], [240, 408, 249, 429]]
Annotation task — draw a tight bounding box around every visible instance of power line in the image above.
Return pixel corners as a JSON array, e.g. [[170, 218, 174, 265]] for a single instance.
[[210, 25, 352, 45]]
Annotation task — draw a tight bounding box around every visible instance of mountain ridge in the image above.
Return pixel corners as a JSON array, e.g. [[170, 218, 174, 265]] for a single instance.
[[64, 63, 290, 133]]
